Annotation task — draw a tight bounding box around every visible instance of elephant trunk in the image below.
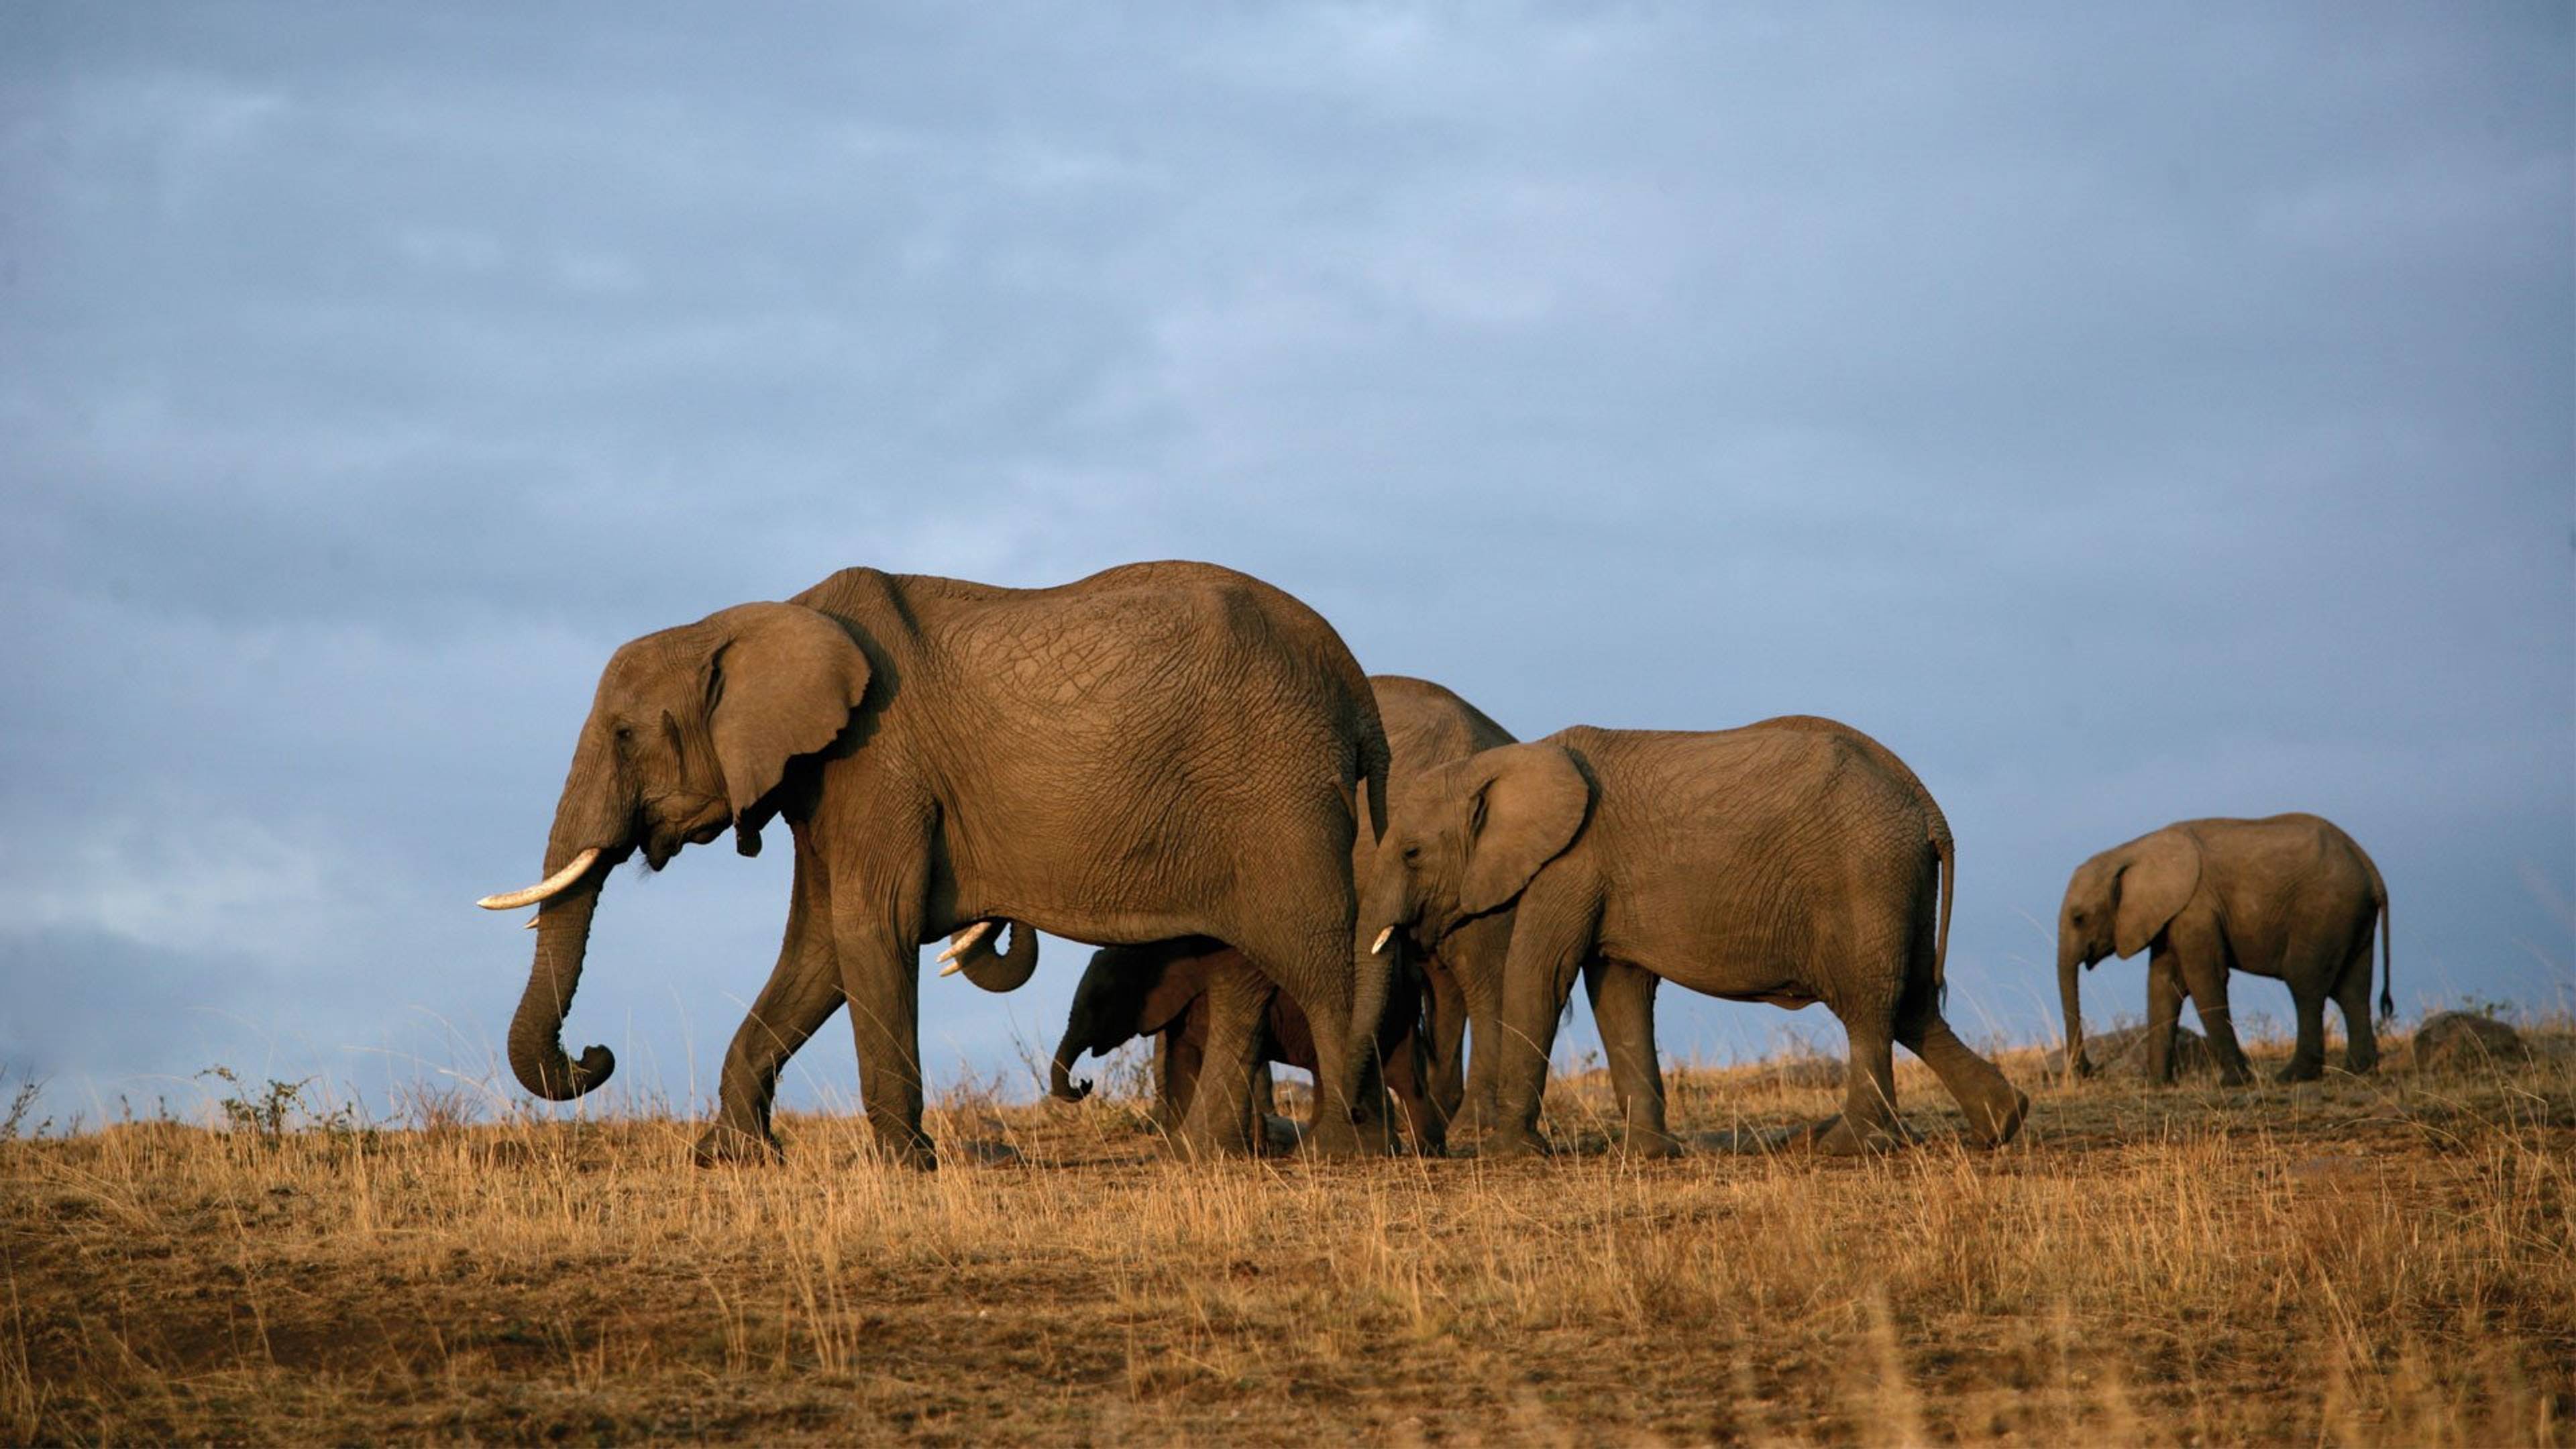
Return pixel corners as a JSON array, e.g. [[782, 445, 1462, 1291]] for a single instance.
[[506, 723, 628, 1101], [1049, 1023, 1093, 1102], [508, 871, 615, 1099], [2058, 932, 2090, 1079], [950, 920, 1040, 993]]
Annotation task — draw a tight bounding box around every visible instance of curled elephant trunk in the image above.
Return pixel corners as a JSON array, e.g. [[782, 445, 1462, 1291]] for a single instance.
[[1050, 1028, 1093, 1102], [941, 918, 1040, 992], [2058, 934, 2091, 1080], [508, 871, 616, 1099]]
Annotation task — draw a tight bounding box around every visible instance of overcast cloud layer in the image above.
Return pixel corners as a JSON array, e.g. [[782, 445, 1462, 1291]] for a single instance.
[[3, 5, 2568, 1125]]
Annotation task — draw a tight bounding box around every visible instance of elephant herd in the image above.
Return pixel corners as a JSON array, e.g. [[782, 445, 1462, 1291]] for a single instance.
[[478, 561, 2394, 1165]]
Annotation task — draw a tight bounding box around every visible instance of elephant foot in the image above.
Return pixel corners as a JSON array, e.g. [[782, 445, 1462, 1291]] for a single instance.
[[1301, 1108, 1397, 1159], [1476, 1126, 1554, 1160], [1783, 1113, 1915, 1156], [2216, 1070, 2256, 1089], [869, 1126, 938, 1171], [692, 1122, 784, 1168], [2275, 1062, 2324, 1085], [1959, 1088, 2031, 1148], [1173, 1130, 1256, 1162], [1617, 1128, 1684, 1160]]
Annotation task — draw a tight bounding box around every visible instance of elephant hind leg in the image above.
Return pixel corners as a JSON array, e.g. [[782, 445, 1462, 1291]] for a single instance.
[[1896, 1004, 2029, 1147], [2281, 991, 2330, 1083], [2332, 938, 2379, 1074], [1805, 1014, 1906, 1156]]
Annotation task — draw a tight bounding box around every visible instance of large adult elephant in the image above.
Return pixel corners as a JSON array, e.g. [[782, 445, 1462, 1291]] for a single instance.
[[1359, 720, 2027, 1157], [2058, 813, 2390, 1086], [476, 562, 1391, 1167]]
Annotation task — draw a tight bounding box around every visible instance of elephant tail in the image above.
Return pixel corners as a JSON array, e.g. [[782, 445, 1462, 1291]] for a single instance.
[[2373, 863, 2394, 1022], [1932, 825, 1955, 1000], [1355, 705, 1391, 847]]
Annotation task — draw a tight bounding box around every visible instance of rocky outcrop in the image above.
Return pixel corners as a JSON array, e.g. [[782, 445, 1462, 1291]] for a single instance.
[[2408, 1012, 2529, 1074]]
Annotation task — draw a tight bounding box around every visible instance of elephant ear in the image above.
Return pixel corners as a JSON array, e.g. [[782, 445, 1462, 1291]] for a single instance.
[[2112, 830, 2202, 959], [1457, 743, 1592, 918], [707, 603, 872, 822]]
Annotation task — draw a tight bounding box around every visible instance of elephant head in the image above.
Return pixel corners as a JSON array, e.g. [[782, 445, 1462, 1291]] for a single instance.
[[1050, 941, 1218, 1101], [478, 602, 874, 1101], [2057, 828, 2202, 1076], [1360, 743, 1592, 960]]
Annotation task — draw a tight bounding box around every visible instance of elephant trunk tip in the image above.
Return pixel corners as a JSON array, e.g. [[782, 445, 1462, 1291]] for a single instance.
[[513, 1042, 616, 1102], [1049, 1042, 1093, 1102]]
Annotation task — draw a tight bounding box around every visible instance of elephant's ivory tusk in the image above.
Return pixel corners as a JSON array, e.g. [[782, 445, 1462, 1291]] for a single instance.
[[936, 919, 996, 966], [524, 914, 539, 930], [1371, 926, 1394, 955], [477, 847, 602, 910]]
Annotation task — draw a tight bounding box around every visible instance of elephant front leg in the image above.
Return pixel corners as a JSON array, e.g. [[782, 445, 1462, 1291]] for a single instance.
[[2143, 945, 2187, 1085], [699, 826, 843, 1166], [1173, 957, 1269, 1159], [2172, 923, 2255, 1086], [1486, 885, 1598, 1159], [829, 874, 936, 1171], [1583, 959, 1679, 1159], [1150, 1028, 1189, 1133], [1442, 910, 1515, 1142], [1419, 953, 1470, 1128]]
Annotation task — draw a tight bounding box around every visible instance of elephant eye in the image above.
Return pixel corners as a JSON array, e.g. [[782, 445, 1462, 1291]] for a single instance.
[[1401, 843, 1422, 863]]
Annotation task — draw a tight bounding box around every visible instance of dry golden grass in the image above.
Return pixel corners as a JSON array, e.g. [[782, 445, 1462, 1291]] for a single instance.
[[5, 1022, 2571, 1446]]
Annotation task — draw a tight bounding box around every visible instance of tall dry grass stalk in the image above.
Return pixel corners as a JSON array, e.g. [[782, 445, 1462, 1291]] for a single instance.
[[3, 1023, 2569, 1444]]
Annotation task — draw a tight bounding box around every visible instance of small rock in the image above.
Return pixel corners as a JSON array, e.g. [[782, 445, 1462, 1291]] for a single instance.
[[1762, 1058, 1846, 1090], [2409, 1012, 2528, 1074], [2047, 1024, 2218, 1080], [954, 1137, 1024, 1166]]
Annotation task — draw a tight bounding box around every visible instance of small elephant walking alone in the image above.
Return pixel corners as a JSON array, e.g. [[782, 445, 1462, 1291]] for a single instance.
[[2057, 813, 2391, 1085], [476, 561, 1392, 1167], [1360, 720, 2029, 1157]]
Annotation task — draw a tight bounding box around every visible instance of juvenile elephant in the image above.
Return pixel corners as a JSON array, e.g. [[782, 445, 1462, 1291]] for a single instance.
[[1360, 676, 1519, 1138], [1361, 721, 2028, 1157], [1049, 935, 1444, 1152], [476, 561, 1391, 1167], [2058, 813, 2391, 1086]]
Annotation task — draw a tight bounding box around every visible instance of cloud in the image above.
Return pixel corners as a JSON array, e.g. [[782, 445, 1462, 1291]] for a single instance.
[[0, 3, 2566, 1111]]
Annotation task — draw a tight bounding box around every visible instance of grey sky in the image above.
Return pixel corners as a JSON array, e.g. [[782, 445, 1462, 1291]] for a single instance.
[[3, 5, 2568, 1123]]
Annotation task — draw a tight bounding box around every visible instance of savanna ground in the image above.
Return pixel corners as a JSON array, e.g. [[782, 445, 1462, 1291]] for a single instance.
[[4, 1018, 2571, 1446]]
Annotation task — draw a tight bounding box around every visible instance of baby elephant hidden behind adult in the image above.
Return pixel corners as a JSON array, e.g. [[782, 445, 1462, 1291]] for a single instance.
[[1049, 936, 1444, 1153], [2057, 813, 2391, 1086], [1362, 719, 2029, 1156]]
